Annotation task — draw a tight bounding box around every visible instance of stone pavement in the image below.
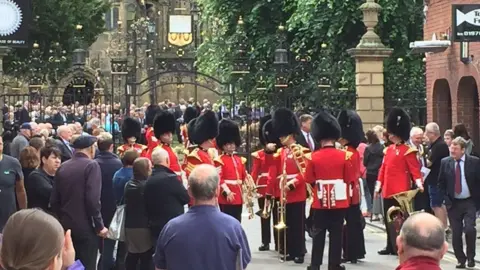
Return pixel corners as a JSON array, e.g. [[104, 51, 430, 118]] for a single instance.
[[242, 211, 467, 269], [366, 217, 480, 264]]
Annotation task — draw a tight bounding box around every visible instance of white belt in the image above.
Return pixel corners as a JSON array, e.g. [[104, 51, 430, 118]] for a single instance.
[[224, 180, 240, 185], [259, 173, 268, 178], [315, 179, 344, 185], [277, 174, 297, 180]]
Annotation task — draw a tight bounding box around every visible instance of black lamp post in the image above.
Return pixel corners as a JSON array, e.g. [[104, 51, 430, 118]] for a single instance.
[[110, 57, 128, 144], [230, 16, 250, 112], [27, 42, 44, 110], [273, 25, 290, 109]]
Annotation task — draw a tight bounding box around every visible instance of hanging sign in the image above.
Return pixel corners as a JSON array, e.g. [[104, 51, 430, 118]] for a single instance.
[[453, 4, 480, 42], [0, 0, 31, 47]]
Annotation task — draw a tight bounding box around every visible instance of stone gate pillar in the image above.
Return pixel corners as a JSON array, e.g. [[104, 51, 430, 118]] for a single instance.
[[348, 0, 393, 131]]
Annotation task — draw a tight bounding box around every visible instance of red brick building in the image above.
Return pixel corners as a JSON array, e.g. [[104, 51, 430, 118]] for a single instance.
[[425, 0, 480, 146]]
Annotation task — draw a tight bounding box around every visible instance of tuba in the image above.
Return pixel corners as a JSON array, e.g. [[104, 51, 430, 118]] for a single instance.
[[386, 189, 422, 252]]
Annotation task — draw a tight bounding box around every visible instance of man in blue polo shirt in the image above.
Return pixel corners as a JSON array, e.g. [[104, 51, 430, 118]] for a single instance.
[[154, 164, 251, 270]]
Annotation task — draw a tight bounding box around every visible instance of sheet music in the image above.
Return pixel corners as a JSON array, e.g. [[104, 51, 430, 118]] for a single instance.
[[421, 167, 431, 179]]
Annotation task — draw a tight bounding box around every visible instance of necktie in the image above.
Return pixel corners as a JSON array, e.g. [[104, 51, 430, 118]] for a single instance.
[[307, 133, 313, 150], [455, 160, 462, 195]]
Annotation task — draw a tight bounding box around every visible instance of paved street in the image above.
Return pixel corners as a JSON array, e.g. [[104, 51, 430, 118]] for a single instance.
[[241, 212, 475, 269]]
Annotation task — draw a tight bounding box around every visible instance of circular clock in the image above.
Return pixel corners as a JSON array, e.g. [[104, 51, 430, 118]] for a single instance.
[[0, 0, 22, 37]]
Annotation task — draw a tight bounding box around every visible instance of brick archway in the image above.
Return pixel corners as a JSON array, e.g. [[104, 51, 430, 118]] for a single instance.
[[457, 76, 479, 147], [432, 79, 452, 133]]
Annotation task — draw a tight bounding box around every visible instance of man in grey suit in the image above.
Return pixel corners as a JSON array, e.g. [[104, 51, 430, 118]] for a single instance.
[[438, 136, 480, 269]]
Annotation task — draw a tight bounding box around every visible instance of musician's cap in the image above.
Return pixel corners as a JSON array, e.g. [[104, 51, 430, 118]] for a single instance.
[[121, 117, 142, 141], [187, 118, 198, 145], [193, 110, 219, 144], [337, 110, 365, 148], [153, 110, 176, 138], [312, 110, 341, 142], [183, 106, 198, 125], [216, 119, 241, 148], [70, 135, 97, 149], [263, 119, 282, 148], [259, 115, 272, 146], [145, 104, 160, 126], [386, 108, 411, 141], [272, 108, 300, 138]]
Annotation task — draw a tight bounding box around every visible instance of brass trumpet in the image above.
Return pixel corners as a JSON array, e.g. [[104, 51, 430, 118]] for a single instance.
[[274, 167, 288, 262]]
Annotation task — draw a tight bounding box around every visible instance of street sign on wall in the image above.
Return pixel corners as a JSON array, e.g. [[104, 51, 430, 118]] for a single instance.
[[0, 0, 31, 47], [453, 4, 480, 42]]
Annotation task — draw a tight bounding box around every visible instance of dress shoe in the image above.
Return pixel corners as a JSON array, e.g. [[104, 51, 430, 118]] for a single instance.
[[455, 263, 466, 269], [467, 259, 475, 268], [306, 265, 320, 270], [280, 255, 294, 262], [258, 244, 269, 251], [341, 258, 357, 264], [328, 264, 346, 270], [294, 256, 304, 264], [377, 248, 395, 255]]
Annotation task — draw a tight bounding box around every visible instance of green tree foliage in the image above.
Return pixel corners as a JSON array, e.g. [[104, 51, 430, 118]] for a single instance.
[[4, 0, 109, 81], [196, 0, 426, 117]]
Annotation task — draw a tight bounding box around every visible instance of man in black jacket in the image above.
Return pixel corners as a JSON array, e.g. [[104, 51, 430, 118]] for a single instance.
[[145, 147, 190, 241], [424, 123, 450, 230]]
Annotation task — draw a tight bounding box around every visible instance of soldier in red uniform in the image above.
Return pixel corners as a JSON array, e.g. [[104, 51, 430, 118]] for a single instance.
[[251, 115, 276, 251], [215, 119, 246, 222], [180, 107, 198, 148], [183, 110, 218, 179], [305, 110, 356, 270], [337, 110, 366, 263], [267, 108, 310, 263], [117, 117, 147, 157], [150, 110, 184, 181], [375, 108, 424, 256], [144, 105, 161, 159]]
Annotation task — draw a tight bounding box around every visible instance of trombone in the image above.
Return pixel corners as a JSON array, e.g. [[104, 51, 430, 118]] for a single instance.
[[274, 164, 288, 261]]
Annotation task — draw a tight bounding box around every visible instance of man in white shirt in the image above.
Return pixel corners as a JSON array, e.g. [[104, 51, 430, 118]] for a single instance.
[[296, 114, 317, 151], [409, 127, 430, 212]]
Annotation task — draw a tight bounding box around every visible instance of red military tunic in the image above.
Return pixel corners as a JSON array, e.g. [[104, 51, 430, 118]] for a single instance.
[[376, 143, 423, 198], [304, 146, 356, 209], [250, 150, 269, 197], [153, 143, 183, 180], [180, 124, 189, 148], [345, 145, 361, 205], [144, 127, 159, 160], [184, 147, 215, 205], [266, 145, 309, 204], [117, 143, 147, 158], [215, 153, 247, 205]]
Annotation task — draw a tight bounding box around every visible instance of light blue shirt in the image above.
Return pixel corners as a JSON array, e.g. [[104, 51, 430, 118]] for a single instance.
[[454, 155, 471, 199]]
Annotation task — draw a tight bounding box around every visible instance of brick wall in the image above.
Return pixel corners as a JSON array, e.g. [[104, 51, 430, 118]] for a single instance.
[[425, 0, 480, 146]]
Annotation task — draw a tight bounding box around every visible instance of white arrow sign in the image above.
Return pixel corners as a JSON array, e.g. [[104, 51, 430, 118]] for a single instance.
[[457, 9, 480, 26]]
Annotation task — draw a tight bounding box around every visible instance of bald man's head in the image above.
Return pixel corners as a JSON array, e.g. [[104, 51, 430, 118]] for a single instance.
[[188, 164, 219, 202], [397, 213, 447, 262]]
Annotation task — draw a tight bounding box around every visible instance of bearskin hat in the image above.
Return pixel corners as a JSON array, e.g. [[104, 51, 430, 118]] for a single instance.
[[259, 115, 272, 146], [216, 119, 241, 148], [145, 105, 160, 126], [272, 108, 300, 138], [187, 118, 198, 145], [193, 110, 219, 144], [121, 117, 142, 141], [183, 106, 198, 125], [311, 110, 341, 142], [153, 110, 176, 139], [263, 119, 282, 148], [337, 110, 365, 148], [387, 108, 411, 141]]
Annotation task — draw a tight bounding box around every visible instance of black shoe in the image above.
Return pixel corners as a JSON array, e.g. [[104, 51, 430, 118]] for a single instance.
[[258, 244, 269, 251], [307, 265, 320, 270], [294, 257, 304, 264], [328, 264, 346, 270], [280, 255, 294, 262], [341, 258, 357, 264], [377, 248, 395, 255], [456, 263, 466, 269], [467, 260, 475, 268]]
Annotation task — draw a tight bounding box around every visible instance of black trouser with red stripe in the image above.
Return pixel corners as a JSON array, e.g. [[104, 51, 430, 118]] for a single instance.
[[342, 204, 366, 260], [285, 201, 306, 258], [219, 204, 242, 223], [258, 197, 271, 245]]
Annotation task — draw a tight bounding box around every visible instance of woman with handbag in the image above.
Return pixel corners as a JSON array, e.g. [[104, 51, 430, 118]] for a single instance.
[[124, 157, 153, 270]]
